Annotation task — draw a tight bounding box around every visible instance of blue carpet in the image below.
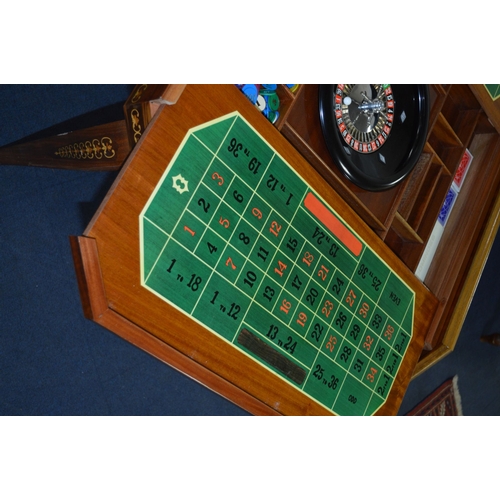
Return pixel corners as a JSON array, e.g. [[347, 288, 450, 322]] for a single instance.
[[1, 85, 499, 415], [0, 85, 248, 415]]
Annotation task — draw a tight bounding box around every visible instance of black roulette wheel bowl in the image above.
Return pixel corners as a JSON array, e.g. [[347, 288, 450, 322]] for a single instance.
[[318, 84, 430, 191]]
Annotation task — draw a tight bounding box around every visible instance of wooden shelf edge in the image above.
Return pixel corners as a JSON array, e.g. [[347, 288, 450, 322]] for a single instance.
[[398, 150, 434, 220], [412, 344, 452, 378], [413, 187, 500, 378], [432, 112, 464, 149], [69, 234, 280, 416], [421, 133, 500, 346], [442, 187, 500, 350], [454, 108, 481, 146], [469, 85, 500, 135], [428, 84, 450, 136], [392, 212, 424, 244], [408, 162, 446, 234], [275, 84, 303, 130]]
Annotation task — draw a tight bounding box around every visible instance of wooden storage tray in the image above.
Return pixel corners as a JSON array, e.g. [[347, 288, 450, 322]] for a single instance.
[[273, 84, 500, 376]]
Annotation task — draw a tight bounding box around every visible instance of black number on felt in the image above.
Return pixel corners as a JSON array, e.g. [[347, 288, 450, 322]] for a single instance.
[[198, 198, 210, 213]]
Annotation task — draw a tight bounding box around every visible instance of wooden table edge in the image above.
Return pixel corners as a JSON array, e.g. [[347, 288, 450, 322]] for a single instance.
[[69, 235, 280, 416]]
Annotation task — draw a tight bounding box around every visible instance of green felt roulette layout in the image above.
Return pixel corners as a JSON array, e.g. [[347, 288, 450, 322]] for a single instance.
[[72, 85, 440, 415], [139, 112, 414, 416]]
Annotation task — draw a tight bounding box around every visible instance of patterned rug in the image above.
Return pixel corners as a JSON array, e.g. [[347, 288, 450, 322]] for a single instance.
[[406, 375, 463, 416]]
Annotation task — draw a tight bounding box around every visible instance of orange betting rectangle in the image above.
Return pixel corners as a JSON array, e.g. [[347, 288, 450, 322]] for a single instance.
[[304, 192, 362, 257]]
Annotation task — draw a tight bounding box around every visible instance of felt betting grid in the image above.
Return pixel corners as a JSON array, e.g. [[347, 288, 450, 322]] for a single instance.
[[139, 112, 414, 415]]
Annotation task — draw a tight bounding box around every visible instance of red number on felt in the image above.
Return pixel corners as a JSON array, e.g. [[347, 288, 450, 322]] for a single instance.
[[345, 289, 357, 307], [211, 172, 224, 185], [269, 221, 282, 237], [225, 257, 237, 270], [302, 251, 314, 267]]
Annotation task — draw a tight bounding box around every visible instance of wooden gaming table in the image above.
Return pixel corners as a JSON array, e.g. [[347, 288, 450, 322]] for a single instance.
[[69, 85, 438, 415]]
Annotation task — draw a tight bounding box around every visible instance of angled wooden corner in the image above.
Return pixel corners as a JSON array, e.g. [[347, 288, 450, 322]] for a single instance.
[[69, 235, 108, 320], [69, 234, 279, 416]]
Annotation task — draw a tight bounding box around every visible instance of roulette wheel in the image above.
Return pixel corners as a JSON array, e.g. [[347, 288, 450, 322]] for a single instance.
[[318, 84, 430, 191]]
